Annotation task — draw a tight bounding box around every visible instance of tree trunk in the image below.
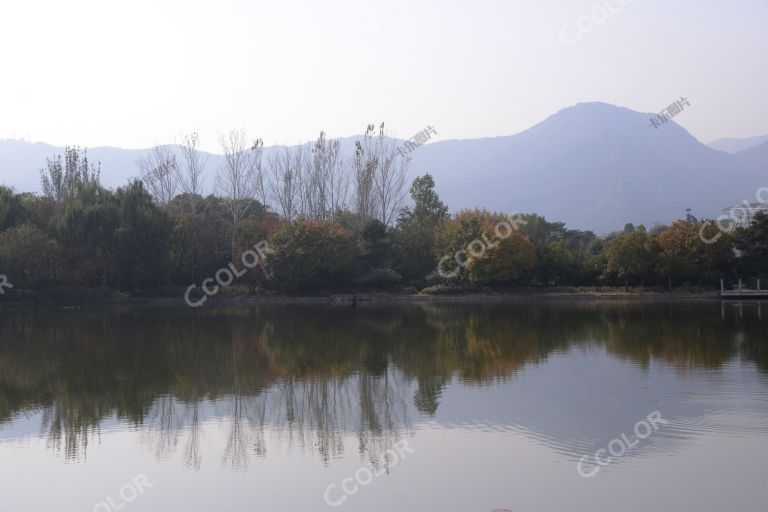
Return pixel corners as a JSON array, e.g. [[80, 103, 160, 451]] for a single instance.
[[231, 219, 237, 262]]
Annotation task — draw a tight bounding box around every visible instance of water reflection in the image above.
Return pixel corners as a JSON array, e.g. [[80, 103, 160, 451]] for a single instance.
[[0, 301, 766, 469]]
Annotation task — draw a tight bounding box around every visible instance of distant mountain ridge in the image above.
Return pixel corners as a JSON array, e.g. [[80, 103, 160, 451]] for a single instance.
[[736, 140, 768, 169], [1, 102, 766, 233], [708, 135, 768, 154]]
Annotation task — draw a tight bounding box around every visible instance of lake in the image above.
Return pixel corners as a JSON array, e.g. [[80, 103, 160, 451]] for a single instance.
[[1, 301, 767, 511]]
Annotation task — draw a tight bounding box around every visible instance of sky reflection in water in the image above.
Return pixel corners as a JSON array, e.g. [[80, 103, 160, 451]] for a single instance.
[[1, 301, 767, 511]]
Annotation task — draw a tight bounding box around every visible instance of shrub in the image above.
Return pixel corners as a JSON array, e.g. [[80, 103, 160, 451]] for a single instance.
[[353, 267, 402, 289]]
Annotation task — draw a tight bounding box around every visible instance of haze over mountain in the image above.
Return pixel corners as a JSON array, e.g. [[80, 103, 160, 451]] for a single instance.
[[1, 103, 765, 233], [708, 135, 768, 154]]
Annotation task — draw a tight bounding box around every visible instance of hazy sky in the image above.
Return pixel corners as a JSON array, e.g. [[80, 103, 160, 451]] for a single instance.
[[1, 0, 766, 152]]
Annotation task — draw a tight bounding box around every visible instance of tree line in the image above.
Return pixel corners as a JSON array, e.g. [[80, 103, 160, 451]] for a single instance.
[[0, 131, 766, 297]]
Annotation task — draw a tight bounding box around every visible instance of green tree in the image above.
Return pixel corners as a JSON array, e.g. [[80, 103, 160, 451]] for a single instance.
[[0, 186, 21, 231], [734, 212, 768, 279], [359, 219, 389, 268], [436, 210, 486, 282], [264, 220, 356, 290], [0, 224, 62, 288], [167, 198, 229, 285], [16, 193, 55, 232], [110, 181, 172, 290], [603, 227, 651, 290], [234, 212, 285, 291], [401, 174, 449, 226], [562, 229, 600, 285], [654, 220, 733, 289], [518, 214, 571, 286], [437, 209, 536, 286], [395, 174, 449, 281], [466, 231, 536, 285], [55, 187, 118, 286], [353, 219, 403, 288]]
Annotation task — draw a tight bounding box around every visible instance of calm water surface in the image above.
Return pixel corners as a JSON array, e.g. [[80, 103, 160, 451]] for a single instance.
[[1, 301, 767, 511]]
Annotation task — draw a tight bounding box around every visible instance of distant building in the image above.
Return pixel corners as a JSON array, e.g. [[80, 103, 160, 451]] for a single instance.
[[722, 203, 768, 228]]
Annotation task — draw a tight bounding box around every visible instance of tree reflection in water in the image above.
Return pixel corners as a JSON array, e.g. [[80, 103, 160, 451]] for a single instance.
[[0, 301, 765, 468]]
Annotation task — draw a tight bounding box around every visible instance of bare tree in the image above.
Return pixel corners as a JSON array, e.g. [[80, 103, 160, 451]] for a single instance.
[[308, 135, 330, 220], [323, 135, 351, 219], [334, 158, 353, 218], [180, 400, 202, 470], [268, 146, 304, 222], [137, 145, 179, 206], [268, 136, 350, 222], [308, 132, 350, 221], [294, 145, 313, 218], [371, 123, 408, 225], [223, 392, 251, 472], [178, 132, 208, 212], [215, 130, 264, 258], [251, 139, 268, 209], [353, 125, 378, 220]]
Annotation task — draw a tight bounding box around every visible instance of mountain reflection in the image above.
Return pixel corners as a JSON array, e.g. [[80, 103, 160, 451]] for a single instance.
[[0, 301, 765, 467]]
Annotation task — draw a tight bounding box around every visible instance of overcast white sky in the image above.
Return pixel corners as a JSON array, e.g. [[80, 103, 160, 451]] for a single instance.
[[0, 0, 766, 152]]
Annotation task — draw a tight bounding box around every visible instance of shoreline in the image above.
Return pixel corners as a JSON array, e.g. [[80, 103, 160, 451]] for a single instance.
[[0, 290, 731, 308], [178, 291, 725, 305]]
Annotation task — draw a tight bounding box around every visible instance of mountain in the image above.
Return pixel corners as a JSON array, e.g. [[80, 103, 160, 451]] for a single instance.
[[1, 102, 766, 233], [408, 103, 765, 232], [736, 140, 768, 169], [708, 134, 768, 154]]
